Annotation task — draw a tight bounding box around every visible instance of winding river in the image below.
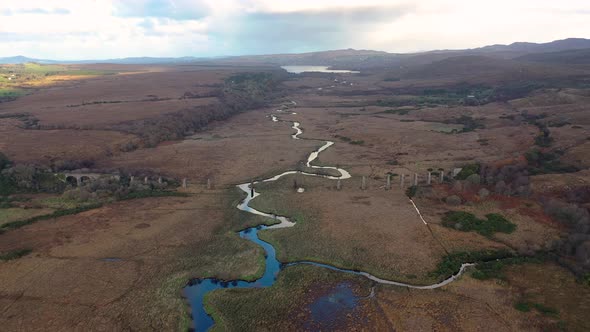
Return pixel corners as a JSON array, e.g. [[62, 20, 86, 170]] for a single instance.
[[183, 110, 474, 331]]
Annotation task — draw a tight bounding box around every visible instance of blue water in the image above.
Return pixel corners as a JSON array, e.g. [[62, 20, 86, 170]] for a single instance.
[[183, 225, 281, 332], [183, 225, 367, 332], [307, 283, 360, 330]]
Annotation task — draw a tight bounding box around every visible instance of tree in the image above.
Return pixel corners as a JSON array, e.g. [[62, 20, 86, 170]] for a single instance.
[[0, 152, 10, 170]]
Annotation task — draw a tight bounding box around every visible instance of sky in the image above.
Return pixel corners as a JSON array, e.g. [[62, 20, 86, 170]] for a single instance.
[[1, 0, 589, 60]]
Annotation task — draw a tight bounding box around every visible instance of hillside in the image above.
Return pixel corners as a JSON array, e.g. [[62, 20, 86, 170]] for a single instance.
[[475, 38, 590, 54], [516, 48, 590, 65], [401, 55, 579, 82]]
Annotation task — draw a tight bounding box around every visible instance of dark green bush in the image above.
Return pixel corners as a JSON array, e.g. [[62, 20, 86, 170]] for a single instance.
[[514, 302, 531, 312], [406, 185, 417, 198], [455, 164, 480, 180], [525, 149, 579, 175], [0, 152, 10, 170], [118, 190, 188, 201], [431, 249, 513, 279], [0, 248, 32, 261], [442, 211, 516, 237], [471, 255, 544, 280], [0, 203, 103, 231]]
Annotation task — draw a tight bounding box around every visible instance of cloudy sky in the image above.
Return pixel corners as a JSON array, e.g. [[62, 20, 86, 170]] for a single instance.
[[1, 0, 589, 59]]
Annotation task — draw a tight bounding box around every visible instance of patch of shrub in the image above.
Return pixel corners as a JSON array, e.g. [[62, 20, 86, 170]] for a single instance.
[[444, 115, 485, 133], [431, 249, 513, 279], [514, 301, 559, 317], [514, 302, 531, 312], [533, 303, 559, 317], [0, 203, 103, 231], [381, 108, 411, 115], [445, 195, 462, 206], [534, 132, 553, 147], [477, 138, 489, 146], [525, 149, 579, 175], [0, 248, 32, 261], [0, 174, 17, 196], [442, 211, 516, 237], [118, 190, 188, 201], [406, 185, 417, 198], [487, 81, 543, 102], [471, 255, 544, 280], [455, 163, 480, 180], [334, 135, 352, 142], [0, 152, 10, 170]]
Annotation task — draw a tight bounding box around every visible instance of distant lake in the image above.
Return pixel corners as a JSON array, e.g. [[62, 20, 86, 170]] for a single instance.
[[281, 66, 359, 74]]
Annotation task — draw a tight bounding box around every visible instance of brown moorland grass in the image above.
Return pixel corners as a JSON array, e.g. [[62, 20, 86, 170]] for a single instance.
[[273, 102, 536, 178], [100, 108, 321, 186], [0, 68, 228, 128], [0, 187, 270, 331], [207, 260, 586, 332], [249, 174, 446, 284], [0, 118, 136, 164]]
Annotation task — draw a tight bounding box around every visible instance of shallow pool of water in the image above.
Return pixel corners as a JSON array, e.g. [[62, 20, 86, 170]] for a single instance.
[[281, 65, 359, 74], [308, 282, 360, 328]]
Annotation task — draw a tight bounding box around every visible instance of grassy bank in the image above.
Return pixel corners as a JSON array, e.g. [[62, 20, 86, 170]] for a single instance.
[[206, 264, 371, 331]]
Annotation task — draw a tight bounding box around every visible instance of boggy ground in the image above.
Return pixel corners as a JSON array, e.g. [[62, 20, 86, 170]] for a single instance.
[[0, 187, 271, 331], [249, 174, 446, 284], [101, 108, 320, 186], [2, 65, 590, 331], [208, 261, 590, 331], [203, 74, 586, 330]]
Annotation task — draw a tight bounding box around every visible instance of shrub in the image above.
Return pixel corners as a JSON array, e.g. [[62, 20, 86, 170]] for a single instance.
[[382, 108, 411, 115], [445, 195, 462, 206], [455, 164, 480, 180], [0, 152, 10, 170], [118, 190, 188, 201], [0, 174, 16, 196], [444, 116, 485, 133], [514, 302, 531, 312], [525, 149, 579, 175], [533, 303, 559, 317], [0, 248, 32, 261], [472, 255, 543, 280], [514, 301, 559, 317], [0, 203, 103, 231], [431, 249, 513, 279], [406, 185, 417, 198], [442, 211, 516, 237]]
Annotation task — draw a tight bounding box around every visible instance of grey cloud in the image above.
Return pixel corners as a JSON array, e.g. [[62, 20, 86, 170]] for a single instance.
[[215, 4, 415, 54]]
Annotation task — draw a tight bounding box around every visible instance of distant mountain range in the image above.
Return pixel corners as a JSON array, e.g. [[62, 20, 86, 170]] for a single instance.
[[1, 38, 590, 66], [0, 55, 206, 65], [472, 38, 590, 54]]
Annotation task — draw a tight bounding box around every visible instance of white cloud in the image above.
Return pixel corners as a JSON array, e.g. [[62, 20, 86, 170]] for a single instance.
[[0, 0, 589, 59]]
